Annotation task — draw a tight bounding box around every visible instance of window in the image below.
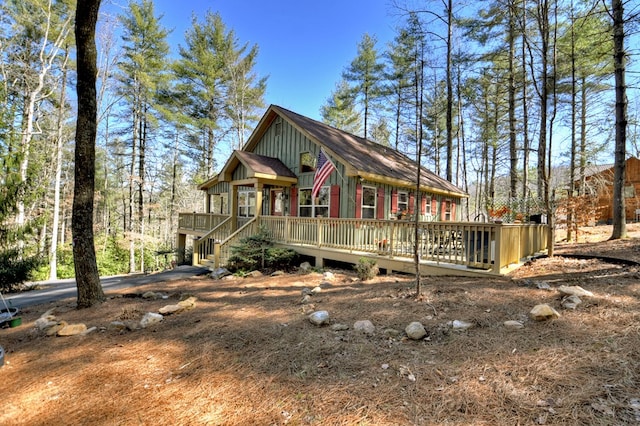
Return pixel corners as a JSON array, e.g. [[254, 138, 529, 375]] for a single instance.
[[238, 190, 256, 217], [300, 152, 315, 173], [362, 186, 376, 219], [299, 187, 329, 217], [397, 191, 408, 215], [274, 119, 282, 136], [443, 199, 452, 221], [424, 196, 432, 220]]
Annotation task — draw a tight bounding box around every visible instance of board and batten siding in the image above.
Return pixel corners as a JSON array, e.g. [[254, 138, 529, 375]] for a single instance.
[[206, 181, 229, 195]]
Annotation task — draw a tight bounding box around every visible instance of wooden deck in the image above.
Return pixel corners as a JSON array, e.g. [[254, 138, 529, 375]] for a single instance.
[[178, 214, 549, 276]]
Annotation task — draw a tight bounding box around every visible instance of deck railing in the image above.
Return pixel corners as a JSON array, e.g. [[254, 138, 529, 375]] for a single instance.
[[182, 213, 549, 273], [179, 213, 229, 233], [192, 217, 232, 266], [260, 217, 548, 273]]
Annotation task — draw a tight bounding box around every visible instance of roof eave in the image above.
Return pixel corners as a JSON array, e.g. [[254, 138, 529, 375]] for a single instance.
[[357, 171, 469, 198]]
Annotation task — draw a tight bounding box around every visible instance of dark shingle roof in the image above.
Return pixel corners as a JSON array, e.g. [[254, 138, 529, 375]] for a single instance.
[[272, 105, 466, 197]]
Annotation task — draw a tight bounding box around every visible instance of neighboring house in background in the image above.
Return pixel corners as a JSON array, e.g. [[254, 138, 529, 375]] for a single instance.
[[198, 104, 468, 222], [579, 157, 640, 223]]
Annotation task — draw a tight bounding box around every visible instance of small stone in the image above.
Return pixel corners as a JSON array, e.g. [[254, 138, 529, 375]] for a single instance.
[[530, 304, 561, 321], [35, 317, 58, 331], [177, 296, 197, 310], [319, 281, 332, 288], [504, 320, 524, 330], [271, 270, 286, 276], [159, 304, 183, 315], [308, 310, 330, 326], [558, 285, 593, 298], [248, 270, 263, 278], [301, 287, 313, 296], [210, 267, 231, 279], [451, 320, 474, 331], [57, 323, 87, 336], [331, 323, 349, 331], [354, 320, 375, 335], [405, 321, 427, 340], [504, 320, 525, 329], [45, 321, 68, 336], [299, 262, 312, 273], [301, 294, 312, 304], [140, 312, 163, 328], [535, 281, 551, 290], [311, 286, 322, 295], [142, 291, 160, 300], [322, 271, 336, 281], [561, 294, 582, 310]]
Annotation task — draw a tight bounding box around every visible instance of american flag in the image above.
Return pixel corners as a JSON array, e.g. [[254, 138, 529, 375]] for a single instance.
[[312, 149, 336, 198]]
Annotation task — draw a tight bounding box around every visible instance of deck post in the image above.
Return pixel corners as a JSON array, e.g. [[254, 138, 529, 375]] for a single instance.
[[317, 217, 323, 247], [492, 224, 502, 274], [192, 237, 200, 266], [176, 233, 186, 264], [388, 221, 396, 258], [213, 242, 221, 269]]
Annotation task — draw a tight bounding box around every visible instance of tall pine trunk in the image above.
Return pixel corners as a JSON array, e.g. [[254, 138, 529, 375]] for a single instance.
[[610, 0, 627, 239], [73, 0, 105, 308], [49, 47, 70, 280]]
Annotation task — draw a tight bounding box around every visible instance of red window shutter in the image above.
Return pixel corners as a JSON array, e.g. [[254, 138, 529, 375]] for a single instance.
[[289, 188, 298, 217], [451, 201, 456, 221], [421, 195, 427, 214], [377, 187, 385, 219], [441, 199, 447, 220], [330, 185, 340, 218], [409, 192, 415, 214], [391, 189, 398, 214], [431, 198, 437, 216], [355, 184, 362, 218]]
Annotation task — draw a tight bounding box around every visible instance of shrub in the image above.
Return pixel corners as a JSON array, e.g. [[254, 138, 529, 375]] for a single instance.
[[354, 257, 379, 281], [226, 226, 298, 272], [0, 249, 42, 292]]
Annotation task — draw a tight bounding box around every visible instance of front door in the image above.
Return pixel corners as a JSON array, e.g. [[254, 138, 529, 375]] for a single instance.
[[271, 189, 284, 216]]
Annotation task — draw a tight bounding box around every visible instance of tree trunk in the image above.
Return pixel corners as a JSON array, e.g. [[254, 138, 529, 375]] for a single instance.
[[610, 0, 627, 239], [508, 0, 518, 201], [521, 2, 530, 213], [445, 0, 453, 182], [73, 0, 105, 308], [567, 4, 577, 242], [50, 47, 70, 280], [579, 77, 587, 194]]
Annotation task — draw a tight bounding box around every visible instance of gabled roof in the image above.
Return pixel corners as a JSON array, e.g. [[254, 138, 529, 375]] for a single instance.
[[244, 105, 467, 198], [219, 150, 297, 184], [197, 150, 297, 190]]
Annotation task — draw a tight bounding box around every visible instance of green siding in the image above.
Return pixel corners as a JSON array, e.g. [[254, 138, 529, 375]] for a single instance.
[[206, 181, 229, 195]]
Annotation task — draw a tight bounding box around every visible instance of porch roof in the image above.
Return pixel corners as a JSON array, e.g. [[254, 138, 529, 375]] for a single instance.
[[221, 150, 297, 185], [245, 105, 468, 198]]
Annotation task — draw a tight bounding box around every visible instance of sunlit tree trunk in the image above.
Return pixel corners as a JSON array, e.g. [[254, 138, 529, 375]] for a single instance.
[[73, 0, 105, 308]]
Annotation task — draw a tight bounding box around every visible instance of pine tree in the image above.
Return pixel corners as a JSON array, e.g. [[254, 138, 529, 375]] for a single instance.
[[320, 79, 362, 135], [342, 33, 385, 140], [117, 0, 171, 273]]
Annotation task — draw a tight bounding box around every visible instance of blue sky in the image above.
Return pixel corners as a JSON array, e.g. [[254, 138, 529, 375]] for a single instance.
[[147, 0, 402, 120]]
